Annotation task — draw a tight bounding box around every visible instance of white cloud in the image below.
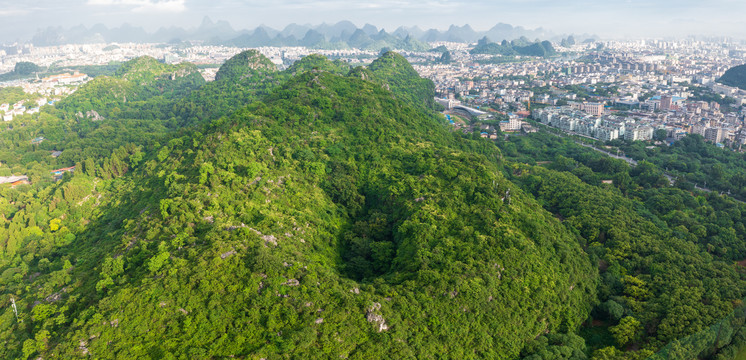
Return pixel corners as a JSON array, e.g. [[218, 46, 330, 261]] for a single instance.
[[258, 0, 459, 12], [87, 0, 186, 13], [133, 0, 186, 13], [0, 9, 30, 16]]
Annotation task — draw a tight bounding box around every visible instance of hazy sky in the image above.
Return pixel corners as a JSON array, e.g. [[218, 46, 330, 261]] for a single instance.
[[1, 0, 746, 42]]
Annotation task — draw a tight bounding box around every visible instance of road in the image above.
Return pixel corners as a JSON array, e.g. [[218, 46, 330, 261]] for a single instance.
[[573, 141, 637, 165]]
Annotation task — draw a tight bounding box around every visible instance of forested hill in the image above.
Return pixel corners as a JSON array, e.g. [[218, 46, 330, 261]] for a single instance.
[[56, 55, 205, 117], [1, 50, 745, 360], [718, 63, 746, 90], [0, 51, 598, 358], [214, 50, 277, 81], [367, 52, 439, 110]]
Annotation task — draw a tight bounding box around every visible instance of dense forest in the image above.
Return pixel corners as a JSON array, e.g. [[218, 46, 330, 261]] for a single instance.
[[609, 135, 746, 201], [497, 131, 746, 357], [0, 50, 744, 359]]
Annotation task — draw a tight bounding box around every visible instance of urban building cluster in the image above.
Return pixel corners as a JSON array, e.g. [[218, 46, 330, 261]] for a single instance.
[[531, 106, 656, 142], [1, 98, 47, 122], [0, 38, 744, 148], [530, 83, 746, 148], [0, 71, 87, 121], [415, 38, 746, 149]]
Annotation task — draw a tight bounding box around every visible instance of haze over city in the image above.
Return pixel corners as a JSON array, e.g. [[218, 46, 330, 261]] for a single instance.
[[2, 0, 746, 43]]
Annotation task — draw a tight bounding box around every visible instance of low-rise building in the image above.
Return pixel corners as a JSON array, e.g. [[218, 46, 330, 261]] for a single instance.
[[625, 126, 654, 141], [705, 127, 725, 144]]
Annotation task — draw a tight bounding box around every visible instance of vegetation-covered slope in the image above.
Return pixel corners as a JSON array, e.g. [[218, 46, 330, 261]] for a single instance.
[[718, 63, 746, 90], [498, 130, 746, 358], [286, 54, 351, 76], [3, 50, 745, 360], [367, 51, 439, 110], [612, 135, 746, 201], [214, 49, 277, 81], [57, 56, 205, 117], [0, 56, 206, 191], [0, 53, 598, 359]]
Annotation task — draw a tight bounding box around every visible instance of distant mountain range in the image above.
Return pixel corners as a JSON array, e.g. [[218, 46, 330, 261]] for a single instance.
[[28, 17, 575, 51]]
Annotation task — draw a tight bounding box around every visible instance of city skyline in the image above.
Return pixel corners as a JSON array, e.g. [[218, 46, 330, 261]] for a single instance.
[[1, 0, 746, 43]]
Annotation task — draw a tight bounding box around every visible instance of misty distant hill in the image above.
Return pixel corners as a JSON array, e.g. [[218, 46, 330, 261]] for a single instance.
[[717, 64, 746, 90], [471, 36, 557, 57], [29, 17, 558, 51]]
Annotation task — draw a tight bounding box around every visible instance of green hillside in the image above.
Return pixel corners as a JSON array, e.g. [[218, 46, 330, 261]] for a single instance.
[[1, 51, 745, 360], [57, 56, 205, 117], [498, 131, 746, 358], [367, 51, 440, 110], [718, 64, 746, 90], [214, 49, 277, 81], [0, 51, 597, 359], [286, 54, 351, 76]]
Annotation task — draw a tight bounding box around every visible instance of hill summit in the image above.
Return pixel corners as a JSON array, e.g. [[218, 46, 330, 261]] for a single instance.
[[214, 49, 278, 81]]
